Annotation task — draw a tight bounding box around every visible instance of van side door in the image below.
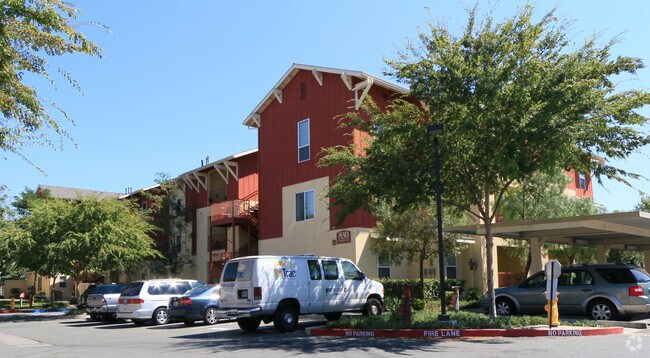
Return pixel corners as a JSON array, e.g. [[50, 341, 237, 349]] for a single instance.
[[306, 259, 325, 313], [321, 259, 344, 312]]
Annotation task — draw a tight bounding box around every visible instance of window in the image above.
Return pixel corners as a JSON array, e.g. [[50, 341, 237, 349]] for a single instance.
[[578, 173, 587, 190], [308, 260, 322, 280], [59, 275, 67, 288], [298, 119, 310, 162], [341, 261, 363, 280], [322, 260, 339, 280], [295, 190, 315, 222], [141, 201, 148, 211], [445, 255, 457, 279], [378, 253, 391, 278]]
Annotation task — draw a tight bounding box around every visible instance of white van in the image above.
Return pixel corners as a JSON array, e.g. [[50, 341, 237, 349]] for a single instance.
[[217, 255, 384, 332]]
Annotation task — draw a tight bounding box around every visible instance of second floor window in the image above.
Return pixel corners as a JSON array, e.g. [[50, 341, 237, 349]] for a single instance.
[[295, 190, 315, 222], [141, 201, 148, 211], [298, 119, 310, 162], [578, 173, 587, 190]]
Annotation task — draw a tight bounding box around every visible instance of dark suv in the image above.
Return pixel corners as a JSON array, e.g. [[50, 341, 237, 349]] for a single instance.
[[480, 263, 650, 320]]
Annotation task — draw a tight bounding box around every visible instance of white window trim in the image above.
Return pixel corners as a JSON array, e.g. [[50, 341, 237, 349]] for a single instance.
[[295, 189, 315, 222], [297, 118, 310, 163]]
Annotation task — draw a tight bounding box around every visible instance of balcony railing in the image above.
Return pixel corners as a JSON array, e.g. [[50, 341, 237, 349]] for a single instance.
[[210, 191, 258, 224]]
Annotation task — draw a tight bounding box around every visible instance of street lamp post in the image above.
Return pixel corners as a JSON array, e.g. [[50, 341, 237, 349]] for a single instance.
[[427, 123, 450, 322]]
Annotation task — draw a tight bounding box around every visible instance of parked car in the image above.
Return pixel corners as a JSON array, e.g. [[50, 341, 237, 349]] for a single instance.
[[481, 263, 650, 320], [116, 279, 205, 326], [77, 283, 98, 310], [86, 283, 128, 322], [217, 255, 384, 332], [169, 284, 221, 326]]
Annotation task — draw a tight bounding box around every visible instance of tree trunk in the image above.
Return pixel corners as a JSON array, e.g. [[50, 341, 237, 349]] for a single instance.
[[524, 251, 532, 277]]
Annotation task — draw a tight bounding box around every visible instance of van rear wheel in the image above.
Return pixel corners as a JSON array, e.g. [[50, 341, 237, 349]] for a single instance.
[[237, 317, 261, 332], [274, 304, 299, 332]]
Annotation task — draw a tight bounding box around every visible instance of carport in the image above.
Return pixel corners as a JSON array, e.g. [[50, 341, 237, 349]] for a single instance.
[[446, 211, 650, 277]]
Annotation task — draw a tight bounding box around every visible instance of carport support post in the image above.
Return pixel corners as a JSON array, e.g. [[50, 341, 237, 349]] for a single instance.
[[597, 246, 608, 263]]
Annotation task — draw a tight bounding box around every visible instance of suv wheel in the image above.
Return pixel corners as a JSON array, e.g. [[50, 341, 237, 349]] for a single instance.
[[274, 303, 299, 332], [495, 298, 516, 316], [203, 307, 218, 325], [362, 298, 383, 316], [152, 307, 170, 325], [237, 317, 261, 332], [589, 300, 618, 321]]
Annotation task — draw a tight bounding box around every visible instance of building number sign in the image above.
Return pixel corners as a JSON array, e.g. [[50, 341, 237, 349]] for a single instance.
[[336, 230, 352, 244]]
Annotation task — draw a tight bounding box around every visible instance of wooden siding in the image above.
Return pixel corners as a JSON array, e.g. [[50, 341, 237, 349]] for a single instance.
[[258, 70, 397, 240], [565, 170, 593, 198], [227, 151, 259, 200]]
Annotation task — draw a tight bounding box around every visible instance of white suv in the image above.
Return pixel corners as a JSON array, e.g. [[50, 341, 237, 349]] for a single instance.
[[116, 279, 205, 325]]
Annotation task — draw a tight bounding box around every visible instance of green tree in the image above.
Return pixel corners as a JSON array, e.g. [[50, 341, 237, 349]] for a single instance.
[[0, 185, 24, 280], [373, 203, 466, 298], [136, 173, 191, 276], [20, 195, 162, 296], [0, 0, 105, 164], [321, 5, 650, 318]]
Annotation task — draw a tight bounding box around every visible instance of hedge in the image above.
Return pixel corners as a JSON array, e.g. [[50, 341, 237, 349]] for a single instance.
[[377, 278, 466, 301]]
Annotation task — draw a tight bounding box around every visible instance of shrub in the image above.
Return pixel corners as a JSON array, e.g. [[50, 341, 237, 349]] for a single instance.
[[411, 298, 425, 311]]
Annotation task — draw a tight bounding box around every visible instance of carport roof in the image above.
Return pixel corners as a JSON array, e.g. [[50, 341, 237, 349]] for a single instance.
[[445, 211, 650, 249]]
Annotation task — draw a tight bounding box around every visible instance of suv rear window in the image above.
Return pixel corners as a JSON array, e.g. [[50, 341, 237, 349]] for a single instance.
[[631, 268, 650, 283], [595, 268, 637, 284], [121, 282, 144, 296]]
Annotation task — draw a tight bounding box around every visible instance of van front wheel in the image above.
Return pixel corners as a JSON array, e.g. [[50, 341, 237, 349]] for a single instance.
[[274, 304, 299, 332], [363, 298, 383, 316]]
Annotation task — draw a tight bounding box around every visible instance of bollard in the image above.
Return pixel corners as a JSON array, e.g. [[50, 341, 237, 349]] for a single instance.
[[10, 297, 15, 310], [402, 284, 412, 325]]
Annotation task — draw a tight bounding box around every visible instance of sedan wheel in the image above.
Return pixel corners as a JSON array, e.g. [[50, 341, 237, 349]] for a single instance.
[[204, 307, 218, 325]]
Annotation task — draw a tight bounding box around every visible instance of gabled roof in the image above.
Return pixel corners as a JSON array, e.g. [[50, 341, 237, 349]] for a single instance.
[[178, 148, 258, 193], [243, 64, 407, 128], [37, 184, 121, 200]]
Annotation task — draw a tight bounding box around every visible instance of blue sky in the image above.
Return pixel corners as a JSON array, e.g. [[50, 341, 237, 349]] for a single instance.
[[2, 0, 649, 212]]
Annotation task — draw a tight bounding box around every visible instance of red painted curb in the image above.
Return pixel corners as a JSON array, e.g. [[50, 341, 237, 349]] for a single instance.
[[306, 326, 624, 338]]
